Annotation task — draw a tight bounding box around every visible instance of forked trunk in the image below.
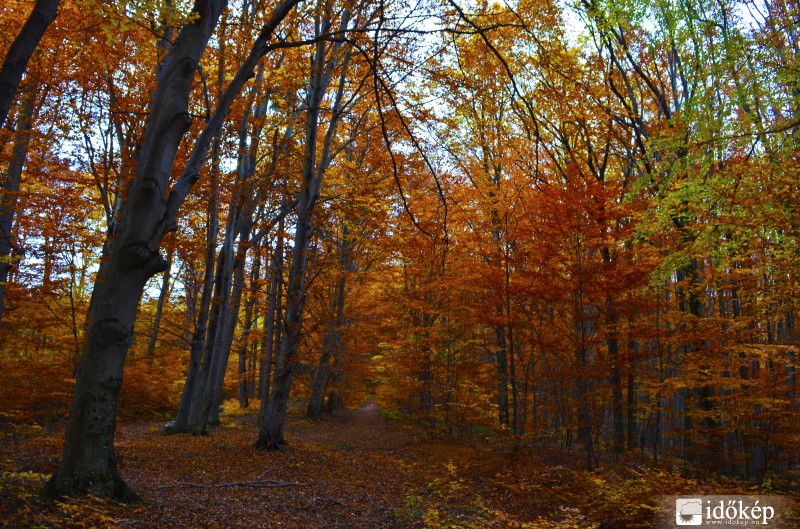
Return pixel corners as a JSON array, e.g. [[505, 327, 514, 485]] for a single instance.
[[256, 219, 312, 449], [43, 0, 229, 498]]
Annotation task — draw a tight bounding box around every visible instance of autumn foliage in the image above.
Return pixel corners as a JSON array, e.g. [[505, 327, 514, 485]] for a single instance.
[[1, 0, 799, 523]]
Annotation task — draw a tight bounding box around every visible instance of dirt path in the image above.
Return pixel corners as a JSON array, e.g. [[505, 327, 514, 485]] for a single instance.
[[5, 403, 549, 528], [111, 404, 449, 528], [1, 401, 680, 529], [9, 403, 767, 528]]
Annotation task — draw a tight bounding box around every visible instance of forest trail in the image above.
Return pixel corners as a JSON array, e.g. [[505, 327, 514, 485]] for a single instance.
[[4, 403, 795, 528], [120, 403, 431, 528], [4, 403, 516, 528]]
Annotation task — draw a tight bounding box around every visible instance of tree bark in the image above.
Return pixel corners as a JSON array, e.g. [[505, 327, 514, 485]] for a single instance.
[[256, 11, 353, 448], [44, 0, 300, 495], [186, 245, 227, 432], [207, 224, 251, 427], [256, 218, 310, 449], [174, 138, 220, 433], [0, 0, 59, 129], [190, 75, 287, 430], [495, 323, 510, 427], [173, 0, 301, 435], [238, 248, 261, 408], [146, 247, 173, 359], [43, 0, 229, 499], [0, 86, 37, 326], [188, 223, 234, 433], [307, 225, 350, 419], [257, 222, 284, 420], [608, 305, 624, 453]]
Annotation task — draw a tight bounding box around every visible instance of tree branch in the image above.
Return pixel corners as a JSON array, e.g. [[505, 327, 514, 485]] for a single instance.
[[156, 479, 308, 490]]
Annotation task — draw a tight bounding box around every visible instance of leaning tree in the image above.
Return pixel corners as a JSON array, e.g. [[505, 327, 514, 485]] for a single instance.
[[42, 0, 302, 499]]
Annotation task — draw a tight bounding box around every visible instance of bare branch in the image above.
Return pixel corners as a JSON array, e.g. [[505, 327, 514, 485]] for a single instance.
[[156, 479, 308, 490]]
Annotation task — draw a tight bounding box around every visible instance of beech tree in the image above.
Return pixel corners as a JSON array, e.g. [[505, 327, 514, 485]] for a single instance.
[[43, 0, 301, 499], [0, 0, 59, 129], [1, 0, 799, 510], [256, 0, 364, 450], [0, 0, 60, 325]]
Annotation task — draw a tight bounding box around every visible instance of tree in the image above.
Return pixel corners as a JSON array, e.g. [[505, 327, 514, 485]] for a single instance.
[[0, 0, 59, 129], [43, 0, 301, 499], [0, 0, 60, 325], [256, 0, 365, 449]]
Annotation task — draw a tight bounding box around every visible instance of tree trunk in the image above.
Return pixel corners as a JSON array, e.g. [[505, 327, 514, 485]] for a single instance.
[[627, 369, 636, 451], [608, 306, 624, 453], [0, 86, 37, 326], [185, 246, 226, 432], [207, 228, 252, 426], [43, 0, 229, 498], [0, 0, 59, 129], [255, 9, 353, 449], [509, 330, 520, 436], [307, 225, 349, 419], [43, 0, 299, 496], [256, 215, 313, 448], [238, 248, 261, 408], [174, 138, 220, 434], [257, 223, 283, 417], [495, 324, 510, 426], [188, 222, 235, 434], [189, 99, 267, 429], [307, 349, 332, 419], [574, 256, 594, 472], [146, 247, 173, 359]]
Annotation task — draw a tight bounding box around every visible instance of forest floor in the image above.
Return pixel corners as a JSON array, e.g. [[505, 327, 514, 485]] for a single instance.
[[1, 402, 798, 528]]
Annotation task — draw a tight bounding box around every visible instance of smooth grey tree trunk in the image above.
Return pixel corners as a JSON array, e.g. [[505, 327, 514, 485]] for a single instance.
[[206, 225, 250, 428], [256, 10, 354, 449], [146, 247, 173, 359], [508, 328, 520, 435], [307, 295, 340, 419], [206, 255, 240, 426], [307, 224, 350, 419], [190, 90, 283, 431], [207, 197, 290, 430], [173, 139, 220, 433], [257, 222, 284, 418], [204, 77, 285, 425], [187, 225, 233, 433], [256, 216, 311, 449], [186, 245, 227, 431], [175, 0, 301, 435], [238, 249, 261, 408], [0, 86, 37, 327], [183, 18, 231, 433], [43, 0, 300, 498], [0, 0, 58, 129], [191, 193, 288, 432]]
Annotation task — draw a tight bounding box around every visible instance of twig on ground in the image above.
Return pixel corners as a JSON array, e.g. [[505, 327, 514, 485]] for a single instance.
[[316, 493, 362, 513], [362, 488, 377, 509], [156, 479, 307, 490]]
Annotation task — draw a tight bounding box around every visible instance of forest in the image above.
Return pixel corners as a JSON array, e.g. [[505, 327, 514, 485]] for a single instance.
[[0, 0, 799, 527]]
